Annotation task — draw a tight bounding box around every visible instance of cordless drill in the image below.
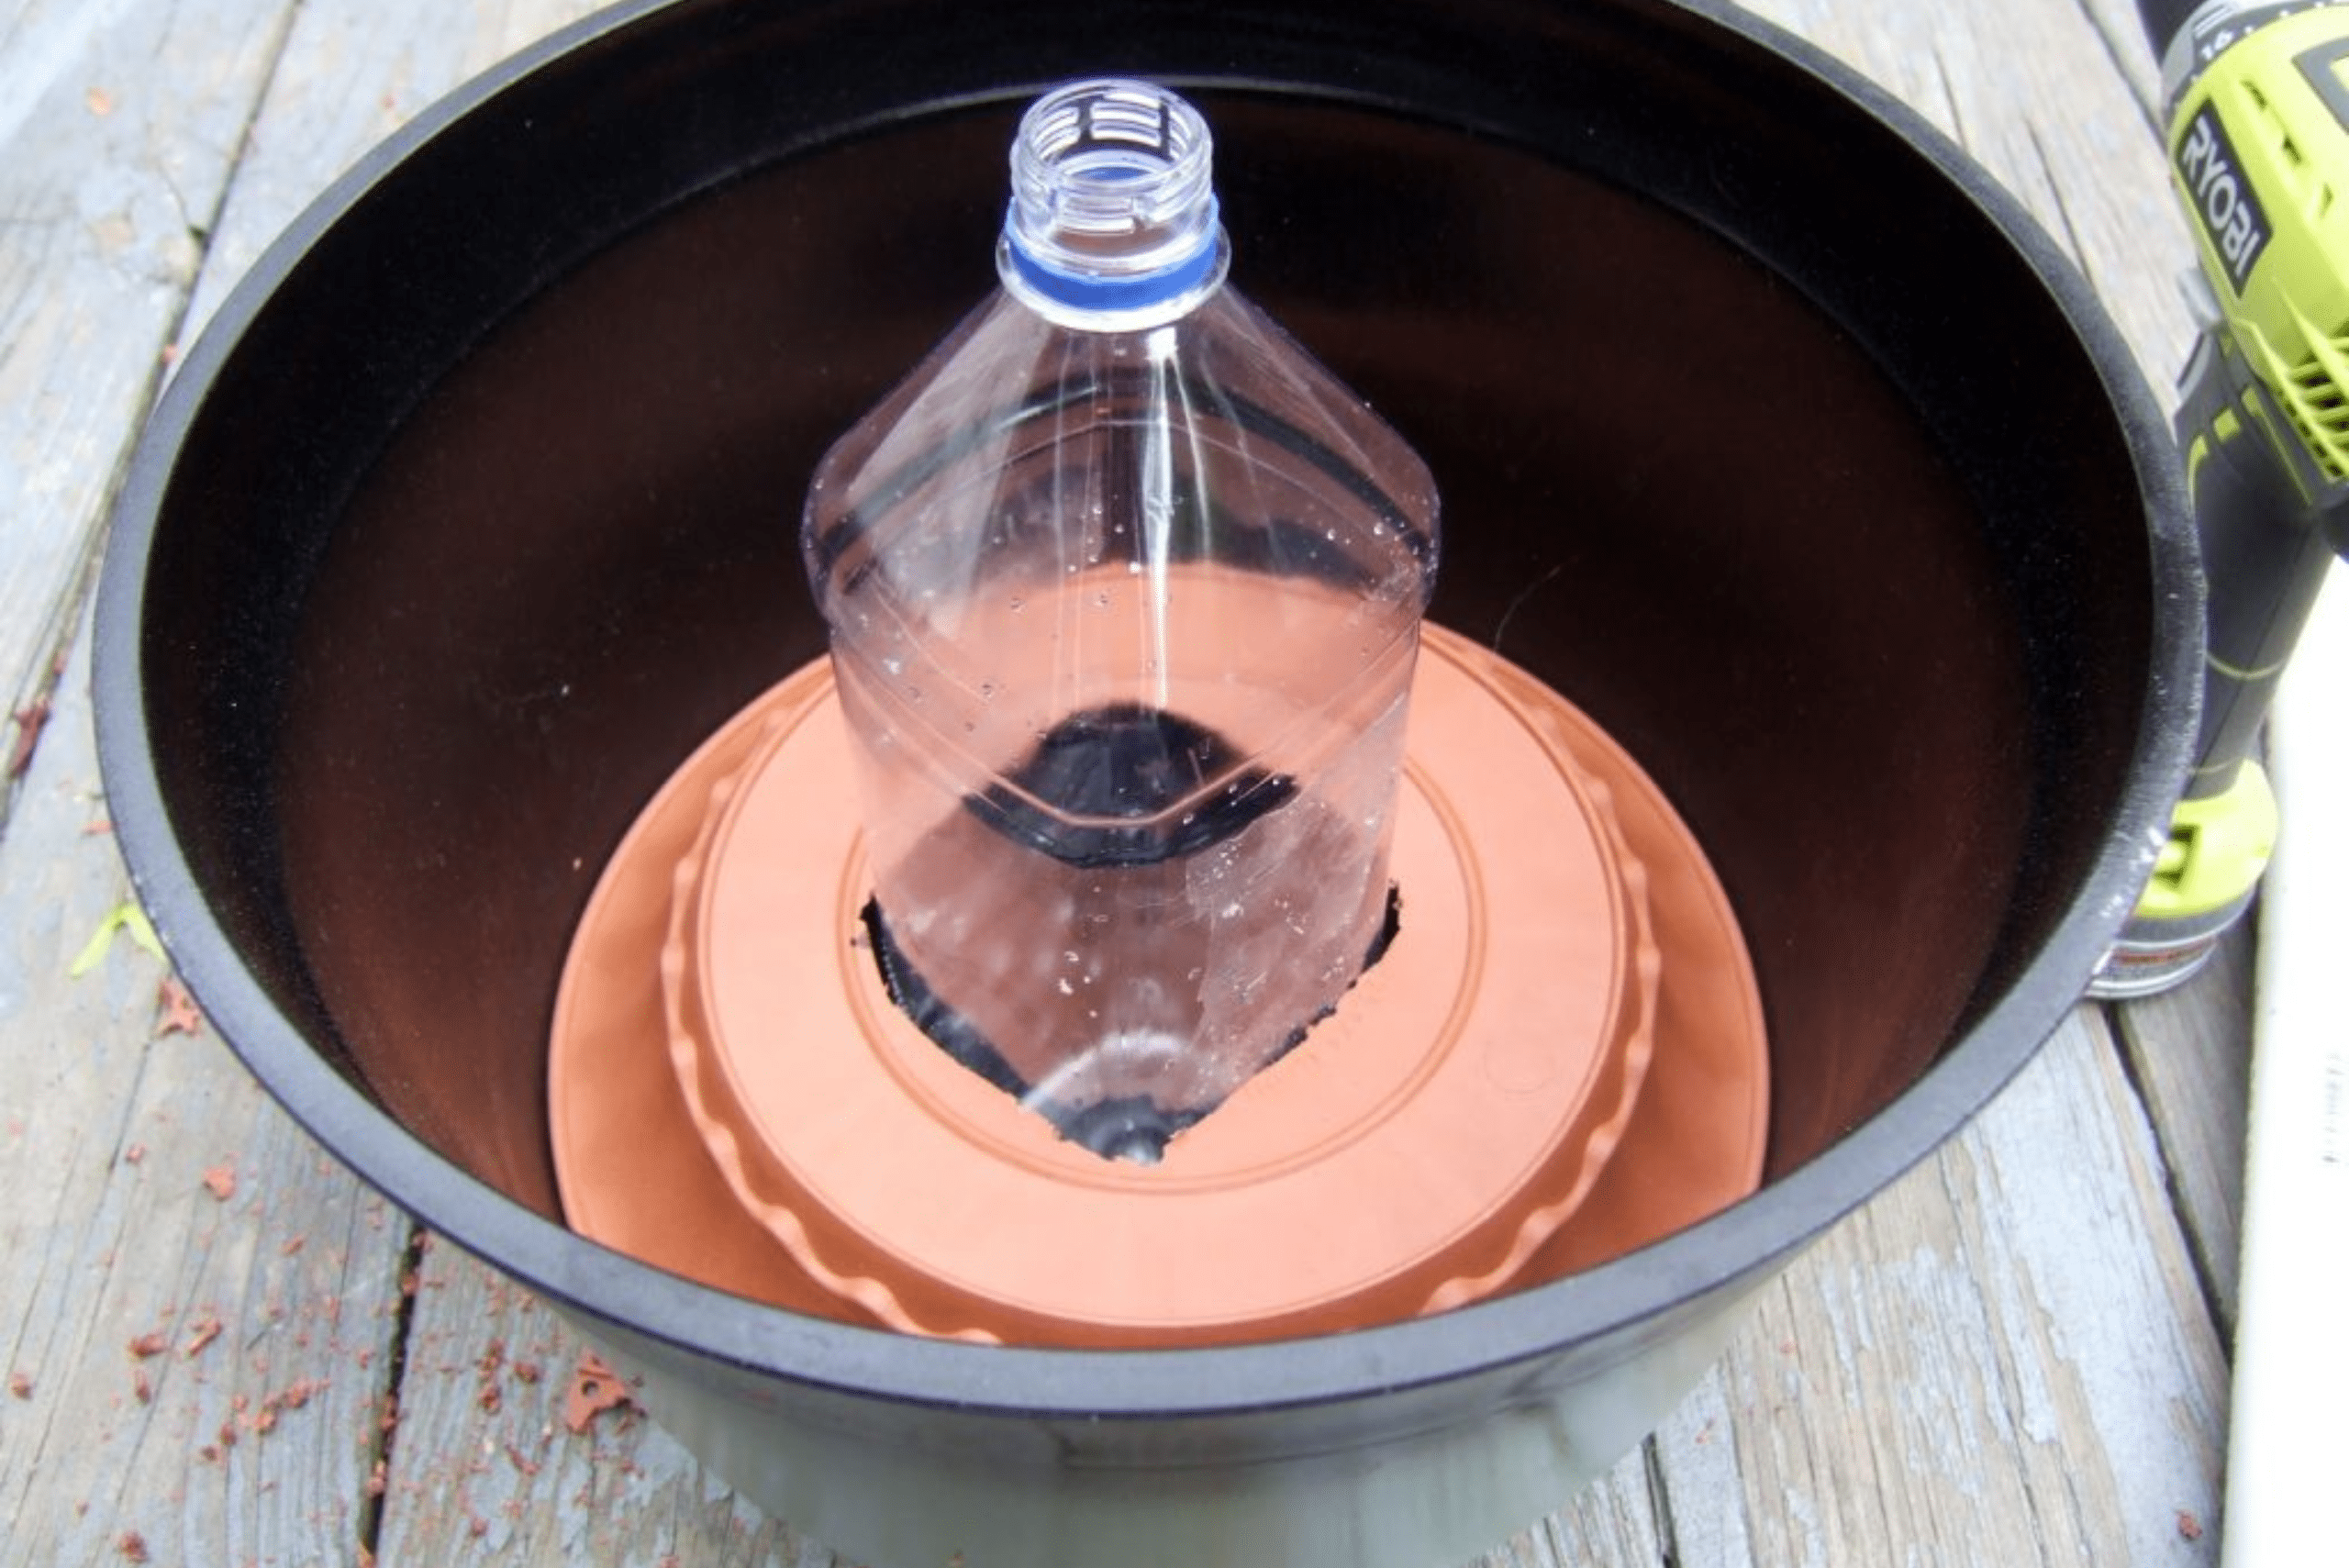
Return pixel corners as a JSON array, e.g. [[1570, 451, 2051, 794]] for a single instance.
[[2094, 0, 2349, 995]]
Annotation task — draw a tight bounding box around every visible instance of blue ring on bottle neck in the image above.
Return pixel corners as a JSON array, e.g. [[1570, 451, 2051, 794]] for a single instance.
[[1001, 198, 1223, 314]]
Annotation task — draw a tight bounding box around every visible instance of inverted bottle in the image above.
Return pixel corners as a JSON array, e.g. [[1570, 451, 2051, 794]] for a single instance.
[[801, 79, 1440, 1162]]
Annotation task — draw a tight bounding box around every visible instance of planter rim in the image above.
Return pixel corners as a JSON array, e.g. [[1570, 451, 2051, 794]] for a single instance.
[[94, 0, 2199, 1422]]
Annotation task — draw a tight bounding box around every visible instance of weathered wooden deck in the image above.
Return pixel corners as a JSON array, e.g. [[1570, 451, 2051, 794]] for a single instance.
[[0, 1, 2274, 1562]]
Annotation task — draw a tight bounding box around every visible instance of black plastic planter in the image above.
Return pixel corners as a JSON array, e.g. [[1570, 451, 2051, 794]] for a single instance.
[[95, 2, 2198, 1564]]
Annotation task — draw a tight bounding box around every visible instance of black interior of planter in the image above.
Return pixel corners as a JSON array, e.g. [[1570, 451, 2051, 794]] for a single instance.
[[136, 0, 2153, 1223]]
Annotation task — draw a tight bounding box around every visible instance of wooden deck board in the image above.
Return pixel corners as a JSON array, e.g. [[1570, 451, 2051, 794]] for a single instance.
[[371, 1237, 830, 1567], [0, 602, 410, 1568], [1652, 1008, 2229, 1567], [2074, 0, 2167, 119], [0, 0, 297, 796], [3, 5, 615, 1564], [0, 1, 2266, 1563], [2115, 918, 2255, 1335]]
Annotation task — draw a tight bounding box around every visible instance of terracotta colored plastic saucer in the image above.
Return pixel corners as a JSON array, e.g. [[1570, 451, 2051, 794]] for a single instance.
[[550, 626, 1769, 1344]]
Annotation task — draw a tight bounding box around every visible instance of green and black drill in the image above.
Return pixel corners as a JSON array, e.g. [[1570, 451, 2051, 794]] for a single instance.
[[2095, 0, 2349, 995]]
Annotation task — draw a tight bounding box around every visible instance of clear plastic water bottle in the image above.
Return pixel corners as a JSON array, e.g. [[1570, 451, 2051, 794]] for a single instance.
[[802, 79, 1439, 1162]]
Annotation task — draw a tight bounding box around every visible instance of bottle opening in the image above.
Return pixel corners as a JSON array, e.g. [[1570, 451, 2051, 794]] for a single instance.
[[966, 705, 1298, 869], [862, 882, 1404, 1164], [1002, 79, 1226, 317]]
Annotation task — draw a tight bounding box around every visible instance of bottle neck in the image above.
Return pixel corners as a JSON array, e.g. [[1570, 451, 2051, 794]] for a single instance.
[[998, 80, 1230, 330]]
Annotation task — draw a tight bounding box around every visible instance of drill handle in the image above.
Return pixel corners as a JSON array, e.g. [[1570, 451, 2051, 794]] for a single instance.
[[2173, 324, 2340, 800]]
